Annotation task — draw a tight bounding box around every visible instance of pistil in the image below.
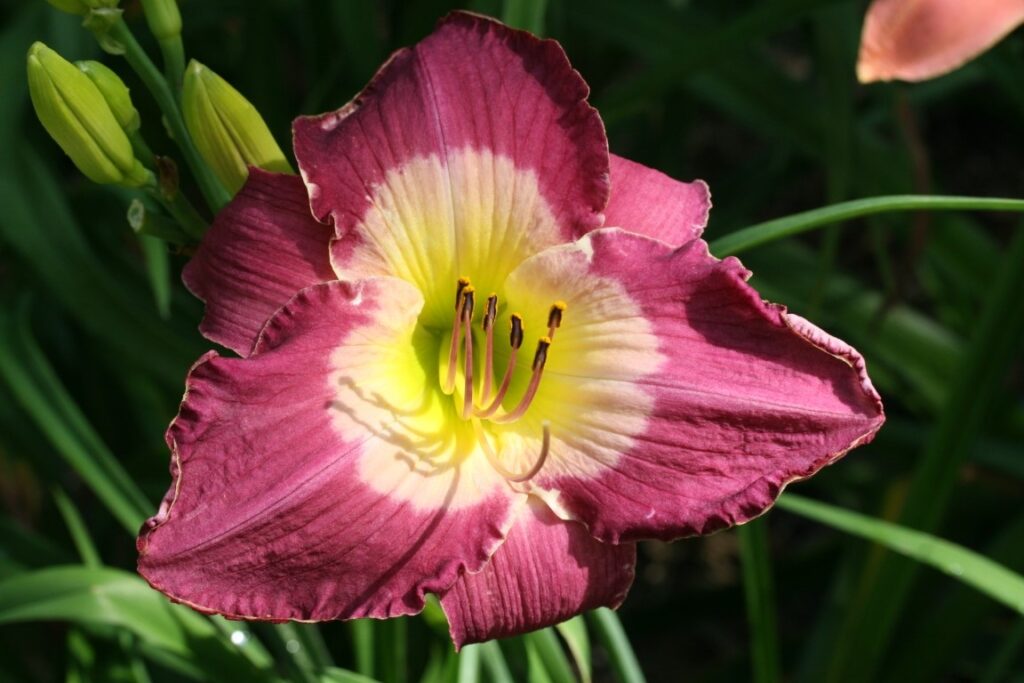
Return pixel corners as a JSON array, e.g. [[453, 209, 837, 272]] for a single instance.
[[474, 419, 551, 482]]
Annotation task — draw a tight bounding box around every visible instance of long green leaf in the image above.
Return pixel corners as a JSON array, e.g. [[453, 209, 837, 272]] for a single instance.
[[0, 306, 150, 532], [710, 196, 1024, 256], [52, 488, 102, 569], [555, 615, 592, 683], [738, 519, 781, 683], [524, 628, 577, 683], [587, 609, 646, 683], [776, 495, 1024, 615], [0, 566, 274, 682]]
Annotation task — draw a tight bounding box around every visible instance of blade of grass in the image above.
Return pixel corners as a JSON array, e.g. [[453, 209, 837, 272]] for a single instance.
[[524, 628, 577, 683], [776, 494, 1024, 616], [479, 642, 514, 683], [555, 615, 591, 683], [52, 488, 101, 569], [348, 620, 376, 678], [137, 235, 172, 319], [0, 306, 150, 532], [455, 644, 480, 683], [825, 225, 1024, 682], [587, 609, 646, 683], [882, 514, 1024, 683], [710, 196, 1024, 257], [378, 617, 407, 683], [738, 519, 781, 683], [0, 566, 274, 681]]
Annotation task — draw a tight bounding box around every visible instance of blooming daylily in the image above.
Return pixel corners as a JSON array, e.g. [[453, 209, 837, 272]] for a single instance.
[[857, 0, 1024, 82], [137, 12, 885, 647]]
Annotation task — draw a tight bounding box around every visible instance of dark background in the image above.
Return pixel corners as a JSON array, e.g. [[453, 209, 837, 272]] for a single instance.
[[1, 1, 1023, 681]]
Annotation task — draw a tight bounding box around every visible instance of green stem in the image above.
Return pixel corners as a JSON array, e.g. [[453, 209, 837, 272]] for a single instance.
[[738, 519, 781, 683], [588, 608, 647, 683], [154, 187, 207, 239], [709, 195, 1024, 256], [128, 130, 156, 169], [128, 199, 190, 244], [106, 18, 230, 212], [158, 36, 186, 91]]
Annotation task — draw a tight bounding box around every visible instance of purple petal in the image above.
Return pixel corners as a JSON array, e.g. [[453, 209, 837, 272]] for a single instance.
[[139, 279, 521, 620], [499, 229, 884, 542], [183, 170, 334, 356], [604, 154, 711, 245], [439, 497, 634, 648]]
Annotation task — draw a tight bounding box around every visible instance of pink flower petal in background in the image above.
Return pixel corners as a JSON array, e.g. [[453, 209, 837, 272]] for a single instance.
[[604, 153, 711, 245], [138, 279, 522, 620], [857, 0, 1024, 82], [504, 229, 884, 543], [439, 497, 635, 648], [182, 170, 334, 356]]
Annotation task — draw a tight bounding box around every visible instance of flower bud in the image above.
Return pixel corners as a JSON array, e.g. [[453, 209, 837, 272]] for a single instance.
[[45, 0, 119, 15], [75, 60, 139, 133], [139, 0, 181, 42], [182, 60, 292, 195], [27, 42, 150, 186]]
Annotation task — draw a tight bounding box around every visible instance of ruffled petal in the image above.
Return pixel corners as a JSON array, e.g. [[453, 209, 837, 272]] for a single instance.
[[183, 169, 334, 356], [496, 229, 884, 543], [293, 11, 609, 326], [438, 497, 635, 648], [603, 154, 710, 245], [138, 278, 523, 620], [857, 0, 1024, 82]]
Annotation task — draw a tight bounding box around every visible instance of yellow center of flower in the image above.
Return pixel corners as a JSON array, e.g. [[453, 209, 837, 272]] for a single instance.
[[436, 277, 565, 482]]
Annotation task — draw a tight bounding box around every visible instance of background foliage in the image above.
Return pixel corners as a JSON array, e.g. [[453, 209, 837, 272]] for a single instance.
[[1, 0, 1023, 681]]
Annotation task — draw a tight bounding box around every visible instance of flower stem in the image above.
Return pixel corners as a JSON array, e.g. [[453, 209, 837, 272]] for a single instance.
[[158, 36, 186, 91], [710, 195, 1024, 256], [106, 18, 231, 212], [587, 608, 647, 683]]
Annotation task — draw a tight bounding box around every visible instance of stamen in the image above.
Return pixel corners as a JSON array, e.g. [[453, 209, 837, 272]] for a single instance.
[[443, 278, 472, 394], [481, 294, 498, 401], [492, 336, 550, 423], [475, 313, 523, 418], [474, 420, 551, 482], [547, 301, 566, 338], [461, 286, 476, 419]]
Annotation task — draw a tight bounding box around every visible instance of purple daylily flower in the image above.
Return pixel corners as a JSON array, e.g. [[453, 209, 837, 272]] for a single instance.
[[137, 12, 884, 648]]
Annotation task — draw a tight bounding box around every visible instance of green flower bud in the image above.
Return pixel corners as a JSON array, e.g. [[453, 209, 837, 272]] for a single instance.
[[182, 60, 292, 196], [139, 0, 181, 41], [27, 42, 150, 187], [45, 0, 119, 15], [75, 60, 139, 133]]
